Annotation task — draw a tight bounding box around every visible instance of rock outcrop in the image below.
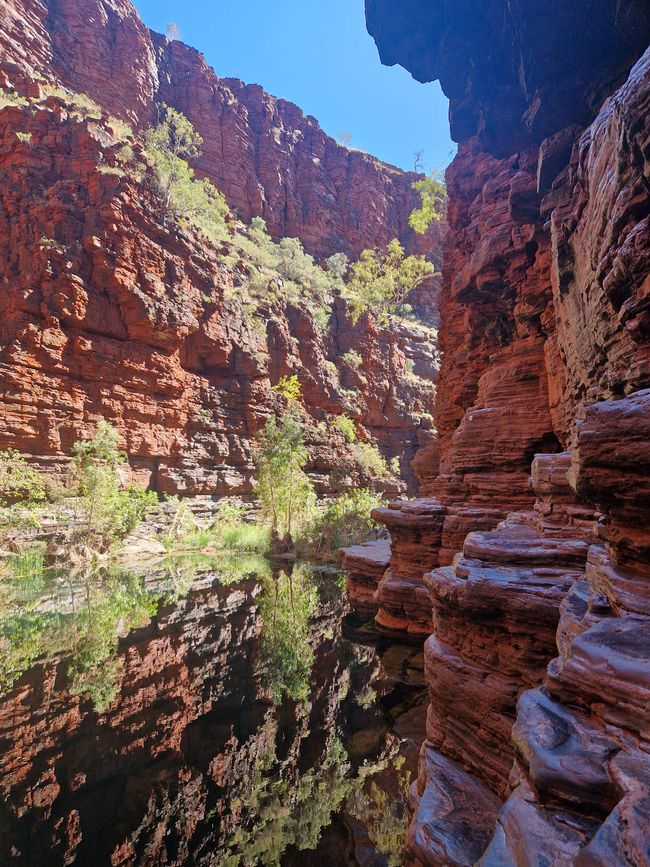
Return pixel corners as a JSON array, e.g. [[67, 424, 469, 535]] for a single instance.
[[359, 1, 650, 862], [0, 0, 443, 495]]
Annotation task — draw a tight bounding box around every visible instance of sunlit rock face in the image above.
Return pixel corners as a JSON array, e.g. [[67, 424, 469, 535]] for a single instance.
[[0, 0, 443, 496], [363, 1, 650, 862]]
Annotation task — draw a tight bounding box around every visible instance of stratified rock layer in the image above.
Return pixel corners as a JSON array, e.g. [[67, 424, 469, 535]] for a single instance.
[[0, 0, 443, 495], [364, 3, 650, 863]]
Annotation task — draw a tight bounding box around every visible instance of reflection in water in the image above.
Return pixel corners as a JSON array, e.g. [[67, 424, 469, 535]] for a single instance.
[[0, 554, 424, 865]]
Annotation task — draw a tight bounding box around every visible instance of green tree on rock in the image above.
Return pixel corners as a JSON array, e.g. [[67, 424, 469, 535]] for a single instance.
[[345, 238, 434, 326], [145, 104, 229, 239], [409, 171, 447, 234], [254, 411, 315, 545]]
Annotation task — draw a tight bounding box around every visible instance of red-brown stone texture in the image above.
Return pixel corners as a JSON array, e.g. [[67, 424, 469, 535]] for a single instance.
[[364, 1, 650, 863], [0, 0, 443, 495]]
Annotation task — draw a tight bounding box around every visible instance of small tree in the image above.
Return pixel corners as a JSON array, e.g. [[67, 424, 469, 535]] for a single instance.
[[338, 132, 353, 146], [272, 374, 302, 405], [326, 252, 349, 280], [409, 171, 447, 234], [0, 450, 45, 508], [346, 238, 434, 326], [69, 422, 156, 552], [145, 105, 229, 239], [413, 148, 425, 173], [254, 412, 315, 542], [166, 22, 181, 41]]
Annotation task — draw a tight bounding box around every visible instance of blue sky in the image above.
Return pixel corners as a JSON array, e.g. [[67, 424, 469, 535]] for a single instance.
[[131, 0, 455, 174]]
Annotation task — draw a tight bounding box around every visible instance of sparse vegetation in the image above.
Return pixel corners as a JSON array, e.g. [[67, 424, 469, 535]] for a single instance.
[[345, 238, 435, 326], [254, 411, 316, 544], [296, 489, 384, 562], [66, 421, 157, 553], [258, 565, 318, 703], [409, 170, 447, 234], [353, 441, 392, 480], [145, 104, 229, 241], [342, 349, 363, 370], [332, 414, 357, 443]]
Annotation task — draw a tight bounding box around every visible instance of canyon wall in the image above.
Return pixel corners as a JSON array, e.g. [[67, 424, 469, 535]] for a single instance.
[[0, 0, 443, 495], [349, 1, 650, 862]]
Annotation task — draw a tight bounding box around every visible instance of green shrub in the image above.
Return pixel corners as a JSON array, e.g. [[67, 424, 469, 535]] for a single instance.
[[313, 305, 331, 331], [345, 238, 434, 326], [297, 489, 384, 561], [409, 171, 447, 234], [353, 441, 391, 480], [254, 410, 315, 541], [0, 449, 46, 507], [326, 252, 349, 280], [272, 374, 302, 405], [342, 349, 363, 370], [145, 104, 229, 242], [332, 414, 357, 444], [69, 421, 156, 551]]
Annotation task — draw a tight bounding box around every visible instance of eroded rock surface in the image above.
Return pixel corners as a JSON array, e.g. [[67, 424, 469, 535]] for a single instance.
[[0, 0, 443, 495], [363, 3, 650, 863]]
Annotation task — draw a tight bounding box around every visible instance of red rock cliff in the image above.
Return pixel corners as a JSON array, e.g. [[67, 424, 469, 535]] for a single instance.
[[355, 1, 650, 862], [0, 0, 443, 495]]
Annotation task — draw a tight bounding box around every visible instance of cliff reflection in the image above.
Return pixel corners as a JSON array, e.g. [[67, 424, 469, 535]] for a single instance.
[[0, 555, 420, 865]]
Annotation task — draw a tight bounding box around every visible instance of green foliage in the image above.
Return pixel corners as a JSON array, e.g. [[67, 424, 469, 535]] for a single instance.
[[145, 104, 229, 241], [15, 131, 32, 144], [228, 219, 342, 312], [253, 412, 315, 539], [342, 349, 363, 370], [0, 450, 46, 508], [346, 238, 435, 326], [353, 441, 391, 480], [297, 489, 384, 562], [0, 570, 158, 708], [98, 165, 125, 177], [326, 252, 349, 280], [312, 305, 331, 331], [356, 685, 377, 709], [332, 414, 357, 444], [273, 237, 336, 306], [41, 85, 101, 119], [160, 495, 199, 549], [272, 374, 302, 405], [0, 91, 28, 110], [216, 522, 271, 554], [409, 171, 447, 235], [66, 575, 157, 711], [223, 736, 354, 864], [258, 565, 318, 704], [107, 116, 133, 141], [347, 755, 412, 867], [69, 422, 156, 551]]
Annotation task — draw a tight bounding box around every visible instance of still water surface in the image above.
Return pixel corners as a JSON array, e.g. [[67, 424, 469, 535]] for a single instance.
[[0, 554, 425, 865]]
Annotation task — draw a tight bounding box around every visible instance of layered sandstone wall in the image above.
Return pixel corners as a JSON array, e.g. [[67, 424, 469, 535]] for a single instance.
[[0, 0, 443, 263], [358, 1, 650, 863], [0, 0, 443, 494]]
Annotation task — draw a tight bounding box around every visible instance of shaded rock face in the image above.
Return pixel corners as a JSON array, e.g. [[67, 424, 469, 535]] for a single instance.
[[0, 566, 405, 866], [0, 0, 442, 495], [361, 2, 650, 863]]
